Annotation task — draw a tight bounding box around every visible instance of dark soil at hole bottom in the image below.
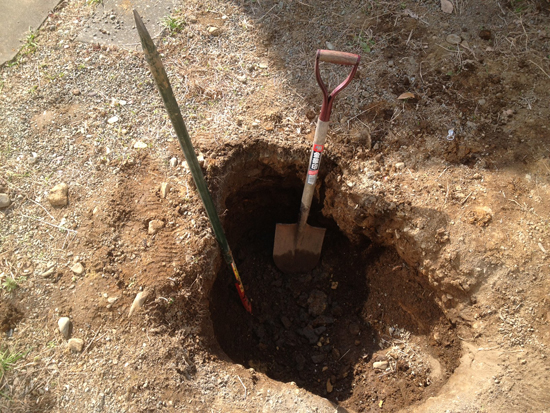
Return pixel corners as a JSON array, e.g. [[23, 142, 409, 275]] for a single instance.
[[210, 227, 461, 411]]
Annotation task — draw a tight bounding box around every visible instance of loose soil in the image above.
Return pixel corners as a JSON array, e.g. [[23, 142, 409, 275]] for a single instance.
[[1, 0, 550, 412]]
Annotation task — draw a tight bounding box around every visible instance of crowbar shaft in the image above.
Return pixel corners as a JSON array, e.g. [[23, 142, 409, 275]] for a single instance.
[[133, 10, 252, 314]]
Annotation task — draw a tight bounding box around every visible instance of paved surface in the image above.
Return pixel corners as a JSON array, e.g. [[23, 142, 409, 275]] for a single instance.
[[0, 0, 61, 65], [76, 0, 178, 47], [0, 0, 177, 65]]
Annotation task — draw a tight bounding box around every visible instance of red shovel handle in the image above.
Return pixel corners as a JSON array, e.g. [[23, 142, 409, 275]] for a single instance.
[[315, 49, 361, 122]]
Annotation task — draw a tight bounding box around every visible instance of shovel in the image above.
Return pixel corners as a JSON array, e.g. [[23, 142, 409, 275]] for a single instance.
[[273, 50, 360, 273]]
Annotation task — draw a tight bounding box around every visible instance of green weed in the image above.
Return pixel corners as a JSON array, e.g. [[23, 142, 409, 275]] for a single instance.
[[356, 34, 375, 53], [509, 0, 531, 14], [0, 348, 25, 382], [22, 29, 38, 55], [6, 59, 19, 68], [162, 14, 185, 34], [1, 276, 26, 293]]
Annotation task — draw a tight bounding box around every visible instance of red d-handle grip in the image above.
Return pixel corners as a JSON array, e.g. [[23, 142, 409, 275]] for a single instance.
[[317, 50, 360, 66], [315, 50, 361, 121]]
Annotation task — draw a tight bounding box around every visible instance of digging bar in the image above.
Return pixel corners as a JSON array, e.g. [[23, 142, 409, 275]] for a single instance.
[[273, 50, 360, 273], [133, 10, 252, 313]]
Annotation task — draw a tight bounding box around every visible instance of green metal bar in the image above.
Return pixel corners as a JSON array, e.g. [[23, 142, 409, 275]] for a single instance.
[[133, 10, 252, 313]]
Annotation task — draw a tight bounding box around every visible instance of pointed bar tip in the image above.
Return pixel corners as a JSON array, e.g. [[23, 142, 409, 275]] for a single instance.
[[133, 9, 147, 41]]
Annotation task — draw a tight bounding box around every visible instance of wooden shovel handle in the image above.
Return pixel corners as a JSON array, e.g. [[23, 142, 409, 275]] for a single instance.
[[317, 50, 360, 66]]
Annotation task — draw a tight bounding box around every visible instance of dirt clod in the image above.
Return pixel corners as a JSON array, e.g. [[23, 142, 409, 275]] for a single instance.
[[47, 183, 69, 207]]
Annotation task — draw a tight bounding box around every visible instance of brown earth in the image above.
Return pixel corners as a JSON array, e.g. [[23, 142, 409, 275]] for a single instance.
[[1, 0, 550, 412]]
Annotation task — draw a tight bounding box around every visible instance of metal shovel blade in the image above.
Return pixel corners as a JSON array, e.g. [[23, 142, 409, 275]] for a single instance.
[[273, 223, 326, 273]]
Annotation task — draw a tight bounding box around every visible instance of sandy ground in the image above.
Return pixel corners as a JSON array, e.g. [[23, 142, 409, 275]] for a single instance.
[[1, 0, 550, 412]]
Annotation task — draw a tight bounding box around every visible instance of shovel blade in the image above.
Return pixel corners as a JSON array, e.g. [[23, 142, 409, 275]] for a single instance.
[[273, 223, 326, 273]]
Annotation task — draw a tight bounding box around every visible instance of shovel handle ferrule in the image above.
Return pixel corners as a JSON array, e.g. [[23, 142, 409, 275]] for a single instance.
[[298, 120, 329, 232]]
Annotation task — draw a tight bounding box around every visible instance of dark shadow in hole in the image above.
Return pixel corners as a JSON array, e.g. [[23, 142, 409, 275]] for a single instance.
[[206, 148, 461, 409], [210, 165, 379, 401]]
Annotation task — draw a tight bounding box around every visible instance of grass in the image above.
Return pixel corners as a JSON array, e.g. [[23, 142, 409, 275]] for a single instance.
[[86, 0, 103, 5], [510, 0, 529, 14], [22, 29, 38, 55], [162, 13, 185, 34], [0, 348, 25, 382]]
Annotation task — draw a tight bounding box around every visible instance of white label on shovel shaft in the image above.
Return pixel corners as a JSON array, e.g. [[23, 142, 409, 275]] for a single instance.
[[307, 144, 324, 184]]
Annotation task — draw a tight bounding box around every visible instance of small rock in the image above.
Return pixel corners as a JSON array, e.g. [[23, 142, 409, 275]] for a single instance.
[[295, 354, 306, 371], [307, 290, 328, 316], [188, 14, 197, 23], [129, 291, 149, 317], [0, 193, 11, 209], [160, 182, 171, 199], [326, 379, 333, 393], [58, 317, 72, 339], [326, 42, 335, 50], [207, 26, 221, 36], [441, 0, 454, 13], [70, 262, 84, 275], [473, 173, 482, 179], [478, 99, 486, 106], [446, 34, 462, 45], [68, 338, 84, 353], [258, 62, 268, 69], [72, 88, 81, 96], [395, 162, 405, 170], [48, 183, 69, 207], [148, 219, 165, 235], [41, 264, 56, 278], [107, 116, 119, 124], [311, 353, 327, 363], [197, 154, 205, 167], [373, 361, 388, 370], [236, 75, 247, 84], [388, 60, 394, 67], [312, 315, 335, 327], [134, 141, 148, 149], [297, 325, 319, 344], [348, 322, 360, 336], [281, 316, 292, 329], [107, 297, 118, 304], [479, 30, 492, 41], [28, 153, 39, 165], [169, 157, 178, 168]]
